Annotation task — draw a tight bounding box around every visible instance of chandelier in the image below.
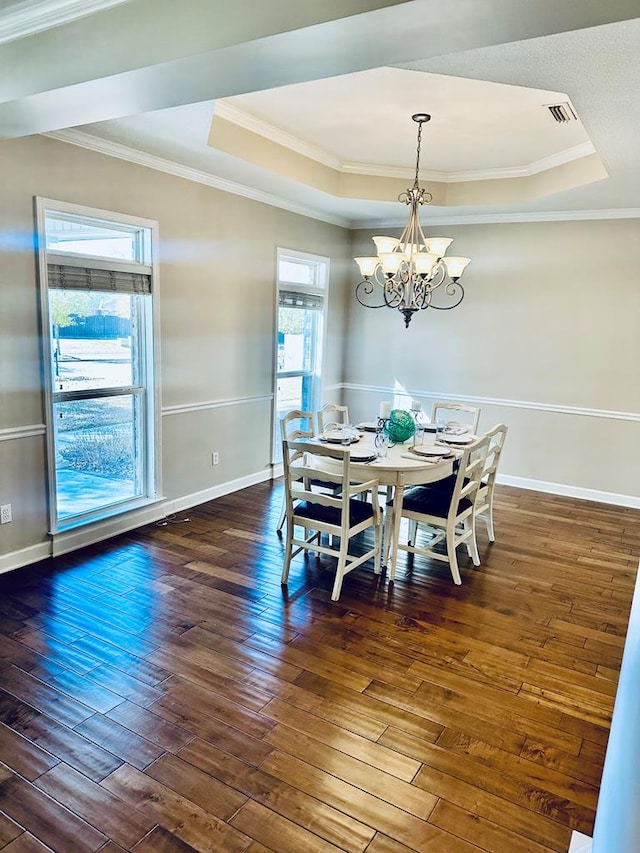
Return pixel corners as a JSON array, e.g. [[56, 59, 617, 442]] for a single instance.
[[354, 113, 470, 328]]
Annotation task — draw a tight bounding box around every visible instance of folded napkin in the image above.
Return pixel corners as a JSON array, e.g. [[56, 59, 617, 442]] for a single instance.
[[400, 454, 441, 463]]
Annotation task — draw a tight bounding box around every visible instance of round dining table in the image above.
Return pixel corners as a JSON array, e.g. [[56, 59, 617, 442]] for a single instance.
[[298, 432, 457, 578]]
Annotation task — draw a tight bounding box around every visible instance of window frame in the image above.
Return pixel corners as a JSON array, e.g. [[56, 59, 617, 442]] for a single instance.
[[35, 197, 162, 534], [272, 247, 329, 463]]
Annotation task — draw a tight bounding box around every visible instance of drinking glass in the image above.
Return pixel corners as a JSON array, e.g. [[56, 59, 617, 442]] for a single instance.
[[375, 433, 389, 460], [342, 424, 357, 446]]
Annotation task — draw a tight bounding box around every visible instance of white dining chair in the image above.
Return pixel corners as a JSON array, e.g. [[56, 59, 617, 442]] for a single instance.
[[431, 401, 480, 433], [317, 403, 349, 435], [388, 433, 491, 584], [281, 438, 382, 601], [474, 423, 508, 542], [275, 409, 315, 533]]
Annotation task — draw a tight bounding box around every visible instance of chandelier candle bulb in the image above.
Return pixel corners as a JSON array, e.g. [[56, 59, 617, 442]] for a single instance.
[[353, 113, 471, 328], [410, 399, 422, 412]]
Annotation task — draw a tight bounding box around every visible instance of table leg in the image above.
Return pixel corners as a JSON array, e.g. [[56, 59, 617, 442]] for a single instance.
[[381, 485, 393, 567], [388, 482, 405, 582]]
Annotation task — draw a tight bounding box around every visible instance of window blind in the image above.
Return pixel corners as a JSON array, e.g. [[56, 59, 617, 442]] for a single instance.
[[47, 263, 151, 294], [278, 289, 323, 310]]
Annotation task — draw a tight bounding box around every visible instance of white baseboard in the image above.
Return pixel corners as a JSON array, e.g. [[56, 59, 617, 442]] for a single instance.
[[163, 467, 274, 515], [0, 541, 51, 575], [497, 474, 640, 509], [568, 831, 592, 852], [1, 469, 277, 573], [1, 465, 634, 574]]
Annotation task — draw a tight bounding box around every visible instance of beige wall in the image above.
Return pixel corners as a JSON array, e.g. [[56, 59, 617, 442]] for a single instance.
[[1, 134, 638, 570], [346, 219, 640, 500], [0, 135, 350, 565]]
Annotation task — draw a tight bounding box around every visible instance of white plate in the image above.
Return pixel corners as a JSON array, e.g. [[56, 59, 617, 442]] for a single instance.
[[438, 434, 475, 444], [320, 432, 360, 444], [443, 425, 470, 435], [350, 451, 377, 462], [357, 422, 379, 432], [410, 444, 452, 457]]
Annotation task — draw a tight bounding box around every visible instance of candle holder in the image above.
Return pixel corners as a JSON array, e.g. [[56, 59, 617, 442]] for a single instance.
[[375, 416, 389, 446]]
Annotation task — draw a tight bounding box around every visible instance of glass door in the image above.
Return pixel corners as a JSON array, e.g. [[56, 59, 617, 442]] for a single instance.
[[273, 250, 328, 462]]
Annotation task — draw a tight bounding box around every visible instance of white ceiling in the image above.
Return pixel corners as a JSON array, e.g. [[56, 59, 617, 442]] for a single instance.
[[220, 68, 588, 173], [1, 0, 638, 227]]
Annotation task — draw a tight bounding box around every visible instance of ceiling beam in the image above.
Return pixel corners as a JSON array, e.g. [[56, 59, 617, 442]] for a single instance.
[[0, 0, 638, 138]]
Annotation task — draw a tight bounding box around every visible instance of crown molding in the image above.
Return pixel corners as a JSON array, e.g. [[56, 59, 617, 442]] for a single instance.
[[0, 0, 129, 44], [341, 161, 442, 181], [214, 102, 343, 171], [350, 207, 640, 229], [342, 142, 596, 183], [40, 130, 639, 230], [215, 103, 596, 185], [42, 129, 351, 228]]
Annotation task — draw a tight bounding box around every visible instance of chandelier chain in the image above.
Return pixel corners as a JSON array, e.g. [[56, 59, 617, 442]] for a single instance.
[[414, 119, 423, 189]]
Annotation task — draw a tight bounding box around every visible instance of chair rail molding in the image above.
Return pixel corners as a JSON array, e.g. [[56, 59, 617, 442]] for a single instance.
[[162, 393, 272, 417], [0, 424, 47, 441], [341, 383, 640, 423]]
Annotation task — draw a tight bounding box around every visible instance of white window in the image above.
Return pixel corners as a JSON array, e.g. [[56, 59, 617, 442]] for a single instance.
[[36, 199, 159, 532], [273, 248, 329, 462]]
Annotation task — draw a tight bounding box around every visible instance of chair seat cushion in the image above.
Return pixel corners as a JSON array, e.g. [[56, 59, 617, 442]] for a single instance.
[[310, 478, 340, 491], [295, 498, 374, 527], [390, 481, 472, 517]]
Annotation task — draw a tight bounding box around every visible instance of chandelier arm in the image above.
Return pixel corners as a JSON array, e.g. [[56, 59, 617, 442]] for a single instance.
[[412, 279, 433, 309], [429, 281, 465, 310], [355, 278, 387, 309], [383, 278, 404, 308], [421, 261, 447, 292]]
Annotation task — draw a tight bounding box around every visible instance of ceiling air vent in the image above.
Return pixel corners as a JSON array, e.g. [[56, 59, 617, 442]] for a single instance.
[[546, 102, 577, 123]]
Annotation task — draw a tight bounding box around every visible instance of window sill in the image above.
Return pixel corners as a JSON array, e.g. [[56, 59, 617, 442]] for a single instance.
[[51, 496, 168, 557]]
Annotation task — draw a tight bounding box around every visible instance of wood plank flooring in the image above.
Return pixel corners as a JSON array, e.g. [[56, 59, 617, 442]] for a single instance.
[[0, 483, 638, 853]]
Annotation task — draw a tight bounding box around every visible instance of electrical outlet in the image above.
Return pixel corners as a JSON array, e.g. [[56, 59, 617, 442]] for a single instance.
[[0, 504, 12, 524], [212, 452, 219, 465]]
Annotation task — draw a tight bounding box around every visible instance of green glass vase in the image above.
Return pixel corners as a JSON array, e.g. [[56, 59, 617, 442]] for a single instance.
[[384, 409, 416, 444]]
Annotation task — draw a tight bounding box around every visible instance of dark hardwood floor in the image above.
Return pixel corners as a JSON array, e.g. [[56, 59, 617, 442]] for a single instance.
[[0, 482, 638, 853]]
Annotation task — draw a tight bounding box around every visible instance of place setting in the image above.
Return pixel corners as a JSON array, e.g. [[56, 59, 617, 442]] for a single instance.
[[318, 424, 362, 445]]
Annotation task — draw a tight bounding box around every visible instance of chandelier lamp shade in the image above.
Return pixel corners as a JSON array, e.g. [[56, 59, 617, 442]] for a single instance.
[[354, 113, 471, 328]]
